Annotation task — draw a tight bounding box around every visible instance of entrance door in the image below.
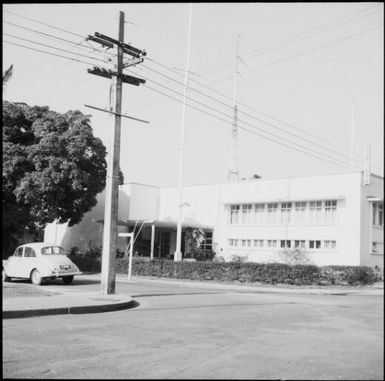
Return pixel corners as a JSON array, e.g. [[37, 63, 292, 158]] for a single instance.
[[158, 231, 170, 258]]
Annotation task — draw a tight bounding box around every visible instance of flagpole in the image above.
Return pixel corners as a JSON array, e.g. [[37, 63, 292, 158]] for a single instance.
[[174, 3, 193, 262]]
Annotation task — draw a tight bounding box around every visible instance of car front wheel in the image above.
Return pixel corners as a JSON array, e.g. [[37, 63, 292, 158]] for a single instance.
[[62, 275, 74, 285], [3, 269, 11, 282], [31, 269, 43, 285]]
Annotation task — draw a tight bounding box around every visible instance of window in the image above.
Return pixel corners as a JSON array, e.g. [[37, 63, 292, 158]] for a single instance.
[[374, 203, 383, 227], [372, 242, 383, 254], [324, 240, 336, 250], [230, 205, 240, 224], [267, 240, 278, 248], [293, 202, 307, 224], [309, 201, 322, 224], [24, 247, 36, 257], [325, 200, 337, 224], [201, 231, 213, 251], [41, 246, 66, 255], [372, 203, 377, 225], [254, 203, 265, 224], [241, 239, 251, 247], [294, 240, 306, 249], [267, 203, 278, 224], [14, 247, 23, 257], [281, 202, 292, 223], [254, 239, 264, 248], [309, 240, 321, 249], [280, 240, 291, 249], [229, 239, 238, 247], [242, 204, 253, 224]]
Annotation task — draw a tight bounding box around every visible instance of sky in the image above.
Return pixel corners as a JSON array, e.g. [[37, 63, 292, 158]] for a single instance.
[[3, 2, 384, 188]]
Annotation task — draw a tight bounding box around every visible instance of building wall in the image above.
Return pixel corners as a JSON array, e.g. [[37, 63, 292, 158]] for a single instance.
[[215, 172, 363, 266], [360, 174, 384, 268], [44, 172, 383, 267], [44, 183, 160, 252]]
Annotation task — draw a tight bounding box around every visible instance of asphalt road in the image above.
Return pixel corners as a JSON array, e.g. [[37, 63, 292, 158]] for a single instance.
[[3, 276, 383, 380]]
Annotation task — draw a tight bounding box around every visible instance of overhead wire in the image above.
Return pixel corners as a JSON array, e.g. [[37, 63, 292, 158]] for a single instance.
[[3, 40, 102, 66], [4, 33, 108, 63], [4, 14, 378, 166], [145, 57, 383, 169], [5, 37, 380, 172], [4, 13, 382, 173], [3, 9, 85, 38], [126, 67, 365, 170], [143, 82, 360, 171], [140, 60, 381, 170], [198, 4, 381, 76]]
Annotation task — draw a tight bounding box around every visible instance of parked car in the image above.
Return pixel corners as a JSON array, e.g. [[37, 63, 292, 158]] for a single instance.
[[2, 243, 82, 285]]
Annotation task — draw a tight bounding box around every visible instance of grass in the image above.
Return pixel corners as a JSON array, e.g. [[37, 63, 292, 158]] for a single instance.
[[2, 281, 60, 298]]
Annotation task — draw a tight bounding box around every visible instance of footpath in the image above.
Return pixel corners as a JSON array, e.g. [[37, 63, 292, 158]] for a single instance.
[[3, 273, 383, 319]]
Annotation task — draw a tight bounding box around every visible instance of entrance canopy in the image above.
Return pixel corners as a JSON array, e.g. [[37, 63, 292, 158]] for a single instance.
[[96, 217, 213, 230]]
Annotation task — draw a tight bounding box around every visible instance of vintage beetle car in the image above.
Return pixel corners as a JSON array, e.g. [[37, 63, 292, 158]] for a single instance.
[[2, 243, 82, 285]]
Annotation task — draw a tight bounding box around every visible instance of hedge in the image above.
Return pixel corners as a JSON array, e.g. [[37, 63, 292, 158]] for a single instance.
[[114, 258, 378, 286], [68, 249, 379, 286]]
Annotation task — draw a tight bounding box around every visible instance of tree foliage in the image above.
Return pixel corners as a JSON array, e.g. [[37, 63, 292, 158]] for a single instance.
[[2, 101, 107, 236]]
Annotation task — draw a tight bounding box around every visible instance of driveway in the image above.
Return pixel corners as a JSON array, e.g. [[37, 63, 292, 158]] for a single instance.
[[3, 275, 383, 379]]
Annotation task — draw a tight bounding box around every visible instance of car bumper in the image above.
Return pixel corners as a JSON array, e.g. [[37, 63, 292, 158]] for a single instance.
[[49, 271, 82, 278]]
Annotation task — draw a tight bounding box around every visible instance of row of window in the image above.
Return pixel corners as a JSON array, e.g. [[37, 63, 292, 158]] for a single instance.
[[228, 239, 337, 250], [229, 200, 337, 225], [372, 203, 384, 227]]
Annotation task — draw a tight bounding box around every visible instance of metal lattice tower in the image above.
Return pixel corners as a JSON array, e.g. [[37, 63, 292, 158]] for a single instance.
[[228, 35, 240, 182]]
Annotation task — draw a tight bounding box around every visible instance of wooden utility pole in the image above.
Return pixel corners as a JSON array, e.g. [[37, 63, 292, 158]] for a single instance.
[[86, 11, 146, 294], [100, 11, 124, 295]]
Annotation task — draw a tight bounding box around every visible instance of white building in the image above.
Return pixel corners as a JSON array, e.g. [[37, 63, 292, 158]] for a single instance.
[[44, 171, 383, 268]]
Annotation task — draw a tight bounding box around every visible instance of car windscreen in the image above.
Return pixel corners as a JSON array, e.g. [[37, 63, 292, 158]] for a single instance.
[[41, 246, 66, 255]]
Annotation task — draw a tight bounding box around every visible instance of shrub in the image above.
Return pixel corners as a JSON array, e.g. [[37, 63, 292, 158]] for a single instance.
[[114, 258, 377, 286], [277, 248, 312, 265], [187, 248, 216, 262], [68, 246, 123, 273]]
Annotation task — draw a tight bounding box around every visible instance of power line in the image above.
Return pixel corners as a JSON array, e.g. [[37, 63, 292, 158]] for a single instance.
[[209, 23, 383, 84], [198, 4, 381, 76], [131, 69, 363, 170], [4, 18, 119, 61], [4, 9, 85, 38], [4, 40, 99, 66], [138, 68, 383, 172], [4, 33, 107, 63], [5, 30, 381, 170], [242, 23, 384, 76], [146, 57, 383, 168], [144, 82, 360, 171], [4, 20, 85, 47], [4, 14, 382, 172], [140, 61, 379, 169]]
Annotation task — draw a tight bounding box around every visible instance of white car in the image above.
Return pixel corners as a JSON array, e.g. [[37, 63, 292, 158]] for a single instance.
[[2, 243, 82, 285]]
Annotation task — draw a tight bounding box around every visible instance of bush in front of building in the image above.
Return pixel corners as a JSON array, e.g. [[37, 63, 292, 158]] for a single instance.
[[319, 265, 378, 285], [68, 246, 102, 273], [115, 258, 378, 286]]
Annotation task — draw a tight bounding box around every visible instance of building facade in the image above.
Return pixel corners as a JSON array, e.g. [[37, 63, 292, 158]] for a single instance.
[[44, 171, 383, 267]]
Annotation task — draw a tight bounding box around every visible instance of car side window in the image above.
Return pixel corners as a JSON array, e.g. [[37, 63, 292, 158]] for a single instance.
[[14, 247, 23, 257], [24, 247, 36, 258]]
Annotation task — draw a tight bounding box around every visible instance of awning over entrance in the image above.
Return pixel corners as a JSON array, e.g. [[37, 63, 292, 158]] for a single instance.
[[96, 217, 213, 230]]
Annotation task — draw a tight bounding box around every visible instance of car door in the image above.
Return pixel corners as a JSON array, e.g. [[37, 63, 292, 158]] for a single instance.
[[6, 246, 24, 277], [22, 246, 38, 278]]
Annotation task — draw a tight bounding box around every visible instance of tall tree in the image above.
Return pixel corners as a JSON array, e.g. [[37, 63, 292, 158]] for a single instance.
[[2, 101, 107, 256]]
